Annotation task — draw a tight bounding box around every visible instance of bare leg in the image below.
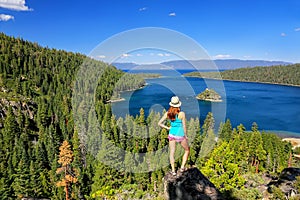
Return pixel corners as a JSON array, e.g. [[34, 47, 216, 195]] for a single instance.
[[169, 140, 176, 172], [180, 138, 190, 169]]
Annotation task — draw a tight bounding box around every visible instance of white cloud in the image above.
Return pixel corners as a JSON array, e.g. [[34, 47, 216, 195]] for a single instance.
[[121, 53, 131, 58], [0, 13, 14, 21], [139, 7, 147, 11], [157, 53, 171, 57], [0, 0, 32, 11], [295, 28, 300, 32], [214, 54, 231, 59], [169, 12, 176, 17], [243, 55, 251, 59], [136, 53, 142, 57], [281, 32, 286, 37], [97, 55, 106, 59]]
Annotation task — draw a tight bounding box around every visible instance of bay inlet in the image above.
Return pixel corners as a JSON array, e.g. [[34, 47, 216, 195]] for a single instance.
[[111, 70, 300, 136]]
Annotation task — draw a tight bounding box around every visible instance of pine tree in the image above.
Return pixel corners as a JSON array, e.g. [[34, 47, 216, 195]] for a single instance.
[[199, 128, 215, 159], [202, 112, 215, 136], [147, 111, 161, 152], [159, 128, 168, 149], [35, 140, 49, 169], [101, 104, 112, 136], [50, 154, 64, 200], [187, 118, 201, 165], [56, 140, 78, 200], [249, 129, 266, 173], [133, 159, 150, 191], [218, 119, 233, 142], [91, 160, 121, 199], [39, 169, 51, 197], [86, 108, 102, 157], [12, 148, 30, 199], [201, 141, 246, 192], [199, 112, 216, 159], [125, 114, 134, 152], [3, 107, 20, 154], [37, 98, 49, 127], [71, 129, 85, 199], [0, 177, 10, 200], [138, 108, 145, 125], [117, 117, 127, 150], [111, 115, 119, 145], [28, 160, 43, 197]]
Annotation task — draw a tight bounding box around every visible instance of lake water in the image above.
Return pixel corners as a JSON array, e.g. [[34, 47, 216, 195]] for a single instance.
[[112, 70, 300, 136]]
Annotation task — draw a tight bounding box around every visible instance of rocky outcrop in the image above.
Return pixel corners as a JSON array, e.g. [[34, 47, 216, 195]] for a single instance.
[[267, 167, 300, 199], [0, 97, 36, 127], [163, 167, 223, 200], [0, 98, 36, 118]]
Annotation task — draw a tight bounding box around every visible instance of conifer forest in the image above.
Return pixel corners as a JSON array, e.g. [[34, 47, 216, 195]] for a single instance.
[[0, 33, 299, 199]]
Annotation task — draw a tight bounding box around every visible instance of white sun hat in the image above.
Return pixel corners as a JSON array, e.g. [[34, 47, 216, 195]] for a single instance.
[[169, 96, 182, 107]]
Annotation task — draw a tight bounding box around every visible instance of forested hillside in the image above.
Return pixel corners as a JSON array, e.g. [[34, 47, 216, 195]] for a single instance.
[[184, 64, 300, 86], [0, 33, 298, 199]]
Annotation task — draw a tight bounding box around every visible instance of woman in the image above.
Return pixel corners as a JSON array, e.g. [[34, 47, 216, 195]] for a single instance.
[[158, 96, 190, 175]]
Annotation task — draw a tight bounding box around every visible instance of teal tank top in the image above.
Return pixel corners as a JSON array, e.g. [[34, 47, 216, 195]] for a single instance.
[[169, 115, 184, 137]]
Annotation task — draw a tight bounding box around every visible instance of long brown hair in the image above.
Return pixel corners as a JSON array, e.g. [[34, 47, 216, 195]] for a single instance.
[[167, 106, 180, 121]]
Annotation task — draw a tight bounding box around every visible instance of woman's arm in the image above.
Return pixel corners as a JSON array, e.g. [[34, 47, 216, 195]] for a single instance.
[[158, 112, 170, 130]]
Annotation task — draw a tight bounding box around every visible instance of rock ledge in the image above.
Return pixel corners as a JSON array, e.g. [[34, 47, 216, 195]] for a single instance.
[[163, 167, 223, 200]]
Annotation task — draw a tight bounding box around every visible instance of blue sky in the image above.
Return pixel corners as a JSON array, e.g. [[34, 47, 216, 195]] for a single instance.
[[1, 0, 300, 64]]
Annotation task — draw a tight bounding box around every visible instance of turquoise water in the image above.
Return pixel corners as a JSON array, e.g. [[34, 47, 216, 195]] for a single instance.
[[112, 70, 300, 136]]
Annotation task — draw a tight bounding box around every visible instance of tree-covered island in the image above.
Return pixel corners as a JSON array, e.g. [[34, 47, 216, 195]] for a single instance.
[[196, 88, 222, 102]]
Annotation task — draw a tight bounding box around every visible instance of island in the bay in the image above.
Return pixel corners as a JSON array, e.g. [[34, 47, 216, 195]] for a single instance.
[[196, 88, 222, 102]]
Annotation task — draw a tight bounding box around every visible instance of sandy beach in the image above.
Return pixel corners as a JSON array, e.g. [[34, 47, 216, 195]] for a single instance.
[[282, 138, 300, 149], [106, 98, 125, 103]]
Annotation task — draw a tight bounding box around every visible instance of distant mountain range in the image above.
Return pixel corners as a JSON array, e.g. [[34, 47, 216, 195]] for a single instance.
[[112, 59, 292, 70]]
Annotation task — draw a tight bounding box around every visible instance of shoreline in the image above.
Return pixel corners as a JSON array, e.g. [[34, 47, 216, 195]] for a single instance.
[[106, 98, 125, 103], [185, 75, 300, 88], [204, 77, 300, 88], [196, 97, 223, 102], [282, 138, 300, 149], [264, 130, 300, 139], [107, 84, 148, 103]]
